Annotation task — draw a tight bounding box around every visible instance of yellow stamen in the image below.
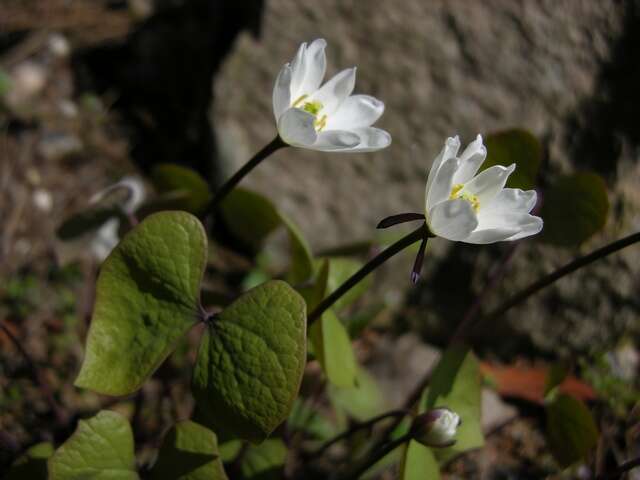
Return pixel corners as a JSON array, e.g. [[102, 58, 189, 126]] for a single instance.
[[450, 183, 480, 212], [302, 100, 323, 116], [314, 114, 327, 131], [292, 94, 308, 108]]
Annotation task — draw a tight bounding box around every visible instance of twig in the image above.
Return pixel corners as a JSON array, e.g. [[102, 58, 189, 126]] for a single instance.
[[338, 433, 412, 480]]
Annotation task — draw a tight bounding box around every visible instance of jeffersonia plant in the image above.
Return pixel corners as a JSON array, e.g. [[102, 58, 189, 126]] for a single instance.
[[15, 38, 640, 480]]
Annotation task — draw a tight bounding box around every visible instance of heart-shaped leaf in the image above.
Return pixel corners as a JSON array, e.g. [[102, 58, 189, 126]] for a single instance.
[[400, 441, 440, 480], [151, 164, 212, 215], [48, 410, 138, 479], [75, 211, 207, 395], [482, 129, 542, 190], [192, 280, 306, 442], [422, 345, 484, 463], [149, 421, 227, 480], [540, 172, 609, 247], [546, 394, 599, 468]]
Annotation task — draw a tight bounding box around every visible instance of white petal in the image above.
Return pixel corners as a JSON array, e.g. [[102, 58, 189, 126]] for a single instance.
[[425, 136, 460, 204], [297, 38, 327, 96], [482, 188, 537, 214], [277, 108, 317, 147], [289, 42, 307, 98], [425, 157, 459, 212], [311, 67, 356, 115], [464, 227, 521, 244], [273, 64, 292, 121], [468, 213, 542, 243], [463, 164, 515, 205], [428, 199, 478, 242], [345, 127, 390, 152], [325, 95, 385, 130], [452, 134, 487, 185], [311, 130, 360, 151]]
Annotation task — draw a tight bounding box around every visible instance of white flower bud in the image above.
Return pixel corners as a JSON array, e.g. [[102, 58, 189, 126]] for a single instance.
[[411, 407, 461, 448]]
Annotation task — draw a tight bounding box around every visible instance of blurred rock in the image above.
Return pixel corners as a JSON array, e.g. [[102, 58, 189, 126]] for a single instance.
[[47, 33, 70, 59], [482, 389, 518, 434], [5, 61, 47, 109], [32, 189, 53, 213]]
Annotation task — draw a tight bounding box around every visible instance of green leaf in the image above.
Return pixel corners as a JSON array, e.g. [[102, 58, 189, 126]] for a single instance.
[[329, 367, 387, 422], [324, 257, 370, 313], [540, 173, 609, 247], [482, 129, 542, 190], [75, 211, 207, 395], [48, 410, 138, 479], [309, 309, 357, 388], [280, 215, 314, 285], [399, 441, 440, 480], [57, 207, 122, 240], [240, 439, 287, 480], [298, 259, 329, 311], [193, 280, 307, 442], [218, 440, 243, 463], [220, 189, 281, 252], [151, 164, 212, 215], [286, 398, 338, 441], [149, 421, 227, 480], [422, 345, 484, 463], [6, 442, 53, 480], [546, 394, 599, 468]]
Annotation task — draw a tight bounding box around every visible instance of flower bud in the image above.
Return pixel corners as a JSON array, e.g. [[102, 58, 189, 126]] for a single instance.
[[410, 407, 461, 448]]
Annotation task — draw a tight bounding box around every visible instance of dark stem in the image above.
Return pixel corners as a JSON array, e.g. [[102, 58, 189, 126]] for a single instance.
[[1, 320, 66, 424], [308, 224, 429, 326], [207, 135, 287, 210], [377, 213, 425, 229], [308, 409, 408, 460], [595, 455, 640, 479], [339, 433, 412, 480], [476, 231, 640, 332]]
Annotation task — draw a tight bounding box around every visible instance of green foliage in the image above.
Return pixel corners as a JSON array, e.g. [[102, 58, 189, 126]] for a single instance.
[[192, 280, 307, 442], [540, 172, 609, 247], [220, 188, 314, 282], [48, 410, 138, 479], [6, 442, 53, 480], [324, 257, 371, 313], [422, 345, 484, 463], [545, 394, 599, 468], [482, 129, 542, 190], [310, 309, 357, 387], [75, 211, 207, 395], [240, 439, 287, 480], [329, 367, 387, 422], [149, 421, 227, 480], [399, 441, 440, 480], [150, 164, 213, 215], [286, 398, 338, 441], [0, 67, 12, 98]]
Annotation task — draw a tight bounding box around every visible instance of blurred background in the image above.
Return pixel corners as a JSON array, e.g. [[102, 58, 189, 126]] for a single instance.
[[1, 0, 639, 478]]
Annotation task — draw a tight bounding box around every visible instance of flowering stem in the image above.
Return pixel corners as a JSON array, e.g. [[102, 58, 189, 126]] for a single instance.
[[208, 135, 287, 209], [308, 409, 408, 459], [308, 223, 430, 326], [339, 433, 413, 480], [474, 231, 640, 334]]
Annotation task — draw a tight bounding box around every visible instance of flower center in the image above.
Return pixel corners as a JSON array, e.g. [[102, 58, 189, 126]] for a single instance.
[[292, 94, 328, 131], [450, 183, 480, 212]]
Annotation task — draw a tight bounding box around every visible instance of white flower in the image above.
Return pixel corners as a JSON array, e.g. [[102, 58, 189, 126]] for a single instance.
[[273, 39, 391, 152], [412, 407, 461, 448], [425, 135, 543, 244]]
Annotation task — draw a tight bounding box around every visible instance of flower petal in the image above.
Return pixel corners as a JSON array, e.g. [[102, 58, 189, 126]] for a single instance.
[[311, 130, 360, 151], [297, 38, 327, 97], [467, 213, 542, 243], [452, 134, 487, 185], [289, 42, 307, 98], [273, 64, 292, 121], [311, 67, 357, 115], [347, 127, 391, 152], [425, 157, 459, 212], [482, 188, 537, 214], [325, 95, 385, 130], [425, 136, 460, 205], [428, 199, 478, 242], [463, 164, 515, 205], [277, 107, 317, 147]]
